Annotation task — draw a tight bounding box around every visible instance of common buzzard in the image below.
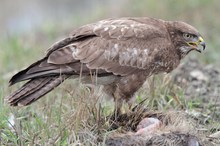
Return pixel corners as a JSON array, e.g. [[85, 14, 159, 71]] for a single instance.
[[6, 17, 205, 115]]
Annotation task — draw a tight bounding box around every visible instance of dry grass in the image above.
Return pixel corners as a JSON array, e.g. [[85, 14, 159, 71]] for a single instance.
[[1, 1, 220, 145], [1, 72, 219, 145]]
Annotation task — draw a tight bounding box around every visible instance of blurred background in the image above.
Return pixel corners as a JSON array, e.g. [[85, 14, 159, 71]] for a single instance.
[[1, 0, 220, 114], [1, 0, 219, 70], [0, 1, 220, 145], [0, 0, 218, 38]]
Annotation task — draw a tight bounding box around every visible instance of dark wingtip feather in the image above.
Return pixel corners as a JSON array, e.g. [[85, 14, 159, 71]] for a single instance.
[[9, 81, 13, 86], [8, 57, 48, 86], [8, 70, 27, 86]]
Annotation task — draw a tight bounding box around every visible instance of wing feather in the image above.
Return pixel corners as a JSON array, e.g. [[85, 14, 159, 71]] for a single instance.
[[46, 18, 170, 77], [48, 46, 78, 64], [92, 18, 167, 40], [11, 17, 171, 84]]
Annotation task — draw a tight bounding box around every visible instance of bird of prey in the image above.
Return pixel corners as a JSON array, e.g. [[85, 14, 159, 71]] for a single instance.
[[6, 17, 205, 115]]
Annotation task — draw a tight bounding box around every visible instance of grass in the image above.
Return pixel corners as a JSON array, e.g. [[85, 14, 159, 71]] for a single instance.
[[1, 72, 218, 145], [1, 0, 220, 145]]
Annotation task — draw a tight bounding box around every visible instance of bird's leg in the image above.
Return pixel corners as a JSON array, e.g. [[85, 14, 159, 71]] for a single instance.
[[108, 92, 123, 130], [113, 97, 123, 119], [112, 91, 123, 121], [127, 97, 135, 110], [103, 84, 122, 119]]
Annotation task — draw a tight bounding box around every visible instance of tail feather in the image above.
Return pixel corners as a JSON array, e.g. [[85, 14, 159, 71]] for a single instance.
[[8, 77, 52, 104], [7, 75, 70, 106], [8, 58, 73, 86]]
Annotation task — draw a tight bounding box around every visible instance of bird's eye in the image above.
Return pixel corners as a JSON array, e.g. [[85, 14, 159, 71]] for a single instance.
[[183, 33, 191, 39]]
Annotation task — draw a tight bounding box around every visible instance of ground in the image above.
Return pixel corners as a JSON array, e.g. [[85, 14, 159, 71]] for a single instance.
[[105, 59, 220, 145], [1, 52, 219, 145], [1, 1, 220, 144]]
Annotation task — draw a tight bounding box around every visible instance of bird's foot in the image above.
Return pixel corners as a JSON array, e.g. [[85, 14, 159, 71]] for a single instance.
[[108, 110, 122, 130], [135, 117, 161, 135]]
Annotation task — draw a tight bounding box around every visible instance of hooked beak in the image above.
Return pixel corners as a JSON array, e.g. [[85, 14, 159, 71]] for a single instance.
[[188, 36, 206, 53], [198, 37, 206, 52]]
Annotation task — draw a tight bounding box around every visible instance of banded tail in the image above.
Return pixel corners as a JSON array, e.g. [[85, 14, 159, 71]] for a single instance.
[[7, 75, 70, 106]]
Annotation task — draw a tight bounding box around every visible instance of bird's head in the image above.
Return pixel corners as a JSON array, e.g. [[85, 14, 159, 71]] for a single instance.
[[166, 21, 206, 58]]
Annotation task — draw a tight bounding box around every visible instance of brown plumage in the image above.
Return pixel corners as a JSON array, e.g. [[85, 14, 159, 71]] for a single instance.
[[6, 17, 206, 112]]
